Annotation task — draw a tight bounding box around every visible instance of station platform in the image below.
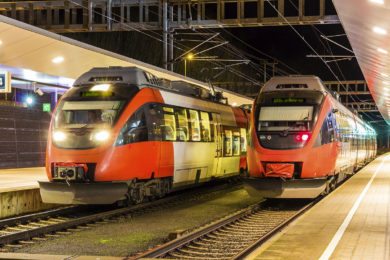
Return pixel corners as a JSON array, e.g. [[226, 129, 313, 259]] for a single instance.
[[248, 153, 390, 259], [0, 167, 55, 219], [0, 167, 46, 192]]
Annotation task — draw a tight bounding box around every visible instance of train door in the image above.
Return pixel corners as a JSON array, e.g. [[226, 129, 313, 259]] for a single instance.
[[212, 113, 223, 177]]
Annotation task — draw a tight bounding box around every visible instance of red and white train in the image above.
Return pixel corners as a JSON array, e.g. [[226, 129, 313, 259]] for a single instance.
[[39, 67, 249, 204], [245, 76, 377, 198]]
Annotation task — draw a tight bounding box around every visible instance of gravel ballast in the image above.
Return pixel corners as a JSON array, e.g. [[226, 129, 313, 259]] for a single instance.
[[15, 186, 261, 257]]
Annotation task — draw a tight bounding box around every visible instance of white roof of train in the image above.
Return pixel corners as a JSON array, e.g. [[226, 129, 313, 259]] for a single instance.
[[0, 15, 252, 106], [261, 76, 327, 93]]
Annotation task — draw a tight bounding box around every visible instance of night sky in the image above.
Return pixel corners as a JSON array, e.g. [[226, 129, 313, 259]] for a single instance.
[[226, 24, 363, 81]]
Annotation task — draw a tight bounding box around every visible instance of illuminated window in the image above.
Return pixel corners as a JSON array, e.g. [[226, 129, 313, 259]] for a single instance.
[[175, 108, 189, 141], [224, 130, 233, 156], [240, 128, 247, 153], [162, 107, 176, 141], [200, 112, 211, 142], [232, 131, 241, 156], [189, 110, 201, 141]]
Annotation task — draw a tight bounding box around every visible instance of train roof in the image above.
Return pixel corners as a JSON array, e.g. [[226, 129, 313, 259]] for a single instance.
[[73, 66, 228, 105], [262, 76, 376, 133], [260, 76, 327, 93], [73, 67, 159, 86]]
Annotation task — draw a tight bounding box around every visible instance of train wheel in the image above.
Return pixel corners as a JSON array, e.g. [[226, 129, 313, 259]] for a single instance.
[[323, 176, 336, 195], [128, 182, 145, 205]]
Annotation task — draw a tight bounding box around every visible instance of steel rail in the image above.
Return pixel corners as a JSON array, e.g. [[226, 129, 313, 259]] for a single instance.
[[136, 199, 317, 259], [0, 181, 241, 247]]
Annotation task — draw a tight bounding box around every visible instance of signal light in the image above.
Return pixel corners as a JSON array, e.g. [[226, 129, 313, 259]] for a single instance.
[[295, 133, 310, 142]]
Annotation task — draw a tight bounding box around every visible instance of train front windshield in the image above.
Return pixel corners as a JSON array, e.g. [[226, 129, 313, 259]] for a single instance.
[[55, 101, 123, 129], [255, 91, 324, 150], [52, 83, 138, 149]]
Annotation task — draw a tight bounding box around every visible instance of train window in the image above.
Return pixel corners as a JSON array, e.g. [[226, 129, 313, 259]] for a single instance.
[[162, 107, 176, 141], [232, 131, 241, 156], [320, 113, 335, 145], [240, 128, 247, 154], [258, 106, 313, 131], [189, 110, 201, 141], [56, 101, 123, 128], [146, 104, 163, 141], [116, 109, 148, 145], [175, 108, 189, 141], [200, 112, 211, 142], [224, 130, 233, 156]]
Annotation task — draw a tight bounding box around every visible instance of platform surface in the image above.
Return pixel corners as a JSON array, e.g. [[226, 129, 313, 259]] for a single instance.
[[0, 167, 47, 192], [248, 153, 390, 260]]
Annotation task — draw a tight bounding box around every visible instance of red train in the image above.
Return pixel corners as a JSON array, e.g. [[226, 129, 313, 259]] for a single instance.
[[245, 76, 377, 198], [39, 67, 249, 204]]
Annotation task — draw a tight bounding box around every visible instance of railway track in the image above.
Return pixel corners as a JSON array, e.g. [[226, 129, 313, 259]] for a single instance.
[[0, 181, 242, 250], [136, 199, 316, 260]]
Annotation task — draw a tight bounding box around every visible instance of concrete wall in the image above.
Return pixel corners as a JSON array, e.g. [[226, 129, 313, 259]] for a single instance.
[[0, 188, 56, 219]]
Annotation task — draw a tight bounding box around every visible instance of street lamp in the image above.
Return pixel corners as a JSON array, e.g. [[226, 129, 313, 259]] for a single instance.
[[184, 53, 194, 77]]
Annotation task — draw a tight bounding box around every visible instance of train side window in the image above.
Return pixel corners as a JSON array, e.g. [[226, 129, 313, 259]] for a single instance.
[[223, 130, 233, 156], [189, 109, 201, 141], [240, 128, 247, 154], [232, 130, 241, 156], [320, 113, 335, 145], [117, 108, 148, 145], [200, 112, 211, 142], [175, 108, 189, 141], [162, 107, 176, 141], [147, 104, 163, 141]]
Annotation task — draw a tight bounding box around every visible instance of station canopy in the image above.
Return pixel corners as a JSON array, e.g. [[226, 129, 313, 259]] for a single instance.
[[0, 15, 252, 106], [333, 0, 390, 125]]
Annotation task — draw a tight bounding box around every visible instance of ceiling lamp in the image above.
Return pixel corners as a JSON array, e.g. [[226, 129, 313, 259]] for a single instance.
[[377, 48, 388, 54], [52, 56, 64, 64], [369, 0, 384, 4], [373, 26, 387, 35]]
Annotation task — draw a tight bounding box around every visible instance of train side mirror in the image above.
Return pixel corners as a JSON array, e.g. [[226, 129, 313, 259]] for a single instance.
[[332, 108, 339, 113]]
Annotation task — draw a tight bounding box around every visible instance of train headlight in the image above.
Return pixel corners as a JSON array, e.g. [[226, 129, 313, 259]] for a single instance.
[[94, 130, 110, 142], [53, 131, 66, 142]]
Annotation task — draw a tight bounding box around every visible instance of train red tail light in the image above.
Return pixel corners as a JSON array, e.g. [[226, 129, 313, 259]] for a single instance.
[[295, 133, 310, 142]]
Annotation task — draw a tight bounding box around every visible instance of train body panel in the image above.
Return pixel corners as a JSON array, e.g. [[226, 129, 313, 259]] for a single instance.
[[245, 76, 377, 198], [40, 67, 249, 204]]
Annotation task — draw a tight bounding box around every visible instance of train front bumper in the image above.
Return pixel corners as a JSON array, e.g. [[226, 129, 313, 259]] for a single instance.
[[243, 177, 327, 199], [39, 181, 128, 205]]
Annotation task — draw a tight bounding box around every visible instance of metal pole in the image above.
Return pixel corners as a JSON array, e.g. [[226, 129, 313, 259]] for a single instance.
[[107, 0, 112, 31], [163, 0, 168, 69], [169, 5, 174, 71], [184, 59, 187, 77], [88, 0, 93, 31]]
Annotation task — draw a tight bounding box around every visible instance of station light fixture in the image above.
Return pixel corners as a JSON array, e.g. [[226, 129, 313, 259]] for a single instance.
[[25, 96, 34, 105], [369, 0, 384, 4], [186, 53, 194, 60], [373, 26, 387, 35], [381, 73, 389, 77], [232, 102, 238, 107], [377, 48, 388, 54], [0, 40, 3, 45], [52, 56, 64, 64]]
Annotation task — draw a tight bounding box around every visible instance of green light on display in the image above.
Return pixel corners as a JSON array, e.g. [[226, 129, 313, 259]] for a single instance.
[[42, 103, 51, 112]]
